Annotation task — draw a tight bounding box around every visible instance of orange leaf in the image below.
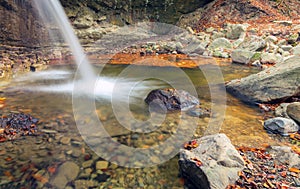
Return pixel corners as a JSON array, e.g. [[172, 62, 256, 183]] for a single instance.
[[4, 171, 12, 177], [289, 167, 300, 173], [292, 146, 300, 155], [280, 171, 287, 177], [47, 166, 57, 174], [32, 173, 48, 184], [157, 135, 164, 141]]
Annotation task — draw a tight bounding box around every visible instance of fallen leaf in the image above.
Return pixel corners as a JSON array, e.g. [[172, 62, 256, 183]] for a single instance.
[[280, 171, 287, 177], [292, 146, 300, 155], [157, 135, 164, 141], [267, 174, 277, 179], [0, 136, 6, 142], [289, 167, 300, 173], [32, 173, 48, 184], [4, 171, 14, 180], [47, 166, 57, 174], [5, 156, 13, 162]]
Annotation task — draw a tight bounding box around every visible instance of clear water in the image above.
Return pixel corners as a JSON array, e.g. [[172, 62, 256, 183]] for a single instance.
[[0, 62, 283, 188]]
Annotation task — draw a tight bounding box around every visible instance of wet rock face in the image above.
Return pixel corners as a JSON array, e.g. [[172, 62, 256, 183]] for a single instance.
[[0, 0, 214, 46], [0, 0, 49, 47], [179, 134, 244, 189], [60, 0, 214, 25], [144, 88, 199, 112]]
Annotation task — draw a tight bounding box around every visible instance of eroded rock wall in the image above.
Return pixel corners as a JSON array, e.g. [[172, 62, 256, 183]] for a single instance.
[[61, 0, 213, 25], [0, 0, 49, 47], [0, 0, 214, 47]]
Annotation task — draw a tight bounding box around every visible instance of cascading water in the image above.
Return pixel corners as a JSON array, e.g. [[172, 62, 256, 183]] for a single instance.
[[32, 0, 127, 100], [33, 0, 95, 83], [27, 0, 173, 103]]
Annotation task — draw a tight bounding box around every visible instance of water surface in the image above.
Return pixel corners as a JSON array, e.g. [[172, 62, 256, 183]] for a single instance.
[[0, 61, 282, 188]]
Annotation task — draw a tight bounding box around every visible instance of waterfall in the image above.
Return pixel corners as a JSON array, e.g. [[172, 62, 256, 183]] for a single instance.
[[33, 0, 96, 83]]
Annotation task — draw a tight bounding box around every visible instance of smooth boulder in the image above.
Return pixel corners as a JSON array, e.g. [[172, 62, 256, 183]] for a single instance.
[[145, 88, 199, 112], [179, 134, 244, 189], [264, 117, 299, 136], [226, 55, 300, 104], [50, 162, 80, 189]]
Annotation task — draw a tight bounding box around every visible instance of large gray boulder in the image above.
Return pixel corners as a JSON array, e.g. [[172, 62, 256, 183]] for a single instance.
[[179, 134, 244, 189], [73, 14, 94, 29], [226, 55, 300, 104], [264, 117, 299, 136]]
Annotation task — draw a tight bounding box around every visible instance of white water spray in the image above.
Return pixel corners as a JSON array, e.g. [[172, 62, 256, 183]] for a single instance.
[[33, 0, 95, 83]]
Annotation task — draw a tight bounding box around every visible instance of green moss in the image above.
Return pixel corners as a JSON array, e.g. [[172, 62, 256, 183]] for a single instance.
[[250, 52, 261, 62]]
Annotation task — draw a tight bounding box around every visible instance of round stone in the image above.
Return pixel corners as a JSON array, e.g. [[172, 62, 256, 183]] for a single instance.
[[60, 137, 71, 145]]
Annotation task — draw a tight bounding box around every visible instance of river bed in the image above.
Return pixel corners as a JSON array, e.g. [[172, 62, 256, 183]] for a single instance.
[[0, 58, 285, 188]]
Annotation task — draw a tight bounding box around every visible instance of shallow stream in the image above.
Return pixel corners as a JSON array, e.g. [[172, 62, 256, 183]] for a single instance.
[[0, 58, 284, 188]]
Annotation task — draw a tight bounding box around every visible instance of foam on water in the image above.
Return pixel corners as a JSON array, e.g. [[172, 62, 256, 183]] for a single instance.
[[15, 70, 72, 82], [12, 68, 161, 102], [32, 0, 139, 101]]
